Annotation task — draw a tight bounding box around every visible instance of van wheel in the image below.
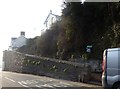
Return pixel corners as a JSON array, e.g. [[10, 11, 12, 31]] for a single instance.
[[113, 83, 120, 89]]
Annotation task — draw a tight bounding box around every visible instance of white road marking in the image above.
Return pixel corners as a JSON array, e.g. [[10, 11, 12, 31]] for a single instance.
[[23, 80, 39, 84], [52, 84, 62, 87], [4, 77, 16, 83], [60, 82, 71, 86], [49, 79, 53, 82], [36, 84, 68, 88], [18, 82, 32, 89], [36, 84, 54, 88], [25, 80, 33, 84], [35, 85, 41, 88], [54, 84, 68, 87], [21, 81, 27, 84], [18, 82, 29, 87], [43, 84, 54, 88]]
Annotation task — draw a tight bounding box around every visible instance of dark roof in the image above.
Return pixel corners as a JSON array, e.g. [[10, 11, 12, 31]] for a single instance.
[[11, 37, 17, 40]]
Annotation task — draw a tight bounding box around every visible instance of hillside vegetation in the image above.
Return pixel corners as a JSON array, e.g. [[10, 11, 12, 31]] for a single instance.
[[18, 2, 120, 61]]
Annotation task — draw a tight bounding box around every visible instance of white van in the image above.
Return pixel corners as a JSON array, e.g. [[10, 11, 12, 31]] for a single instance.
[[102, 48, 120, 89]]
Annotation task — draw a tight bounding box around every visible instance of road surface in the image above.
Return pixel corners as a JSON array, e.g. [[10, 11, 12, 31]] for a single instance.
[[0, 71, 102, 89]]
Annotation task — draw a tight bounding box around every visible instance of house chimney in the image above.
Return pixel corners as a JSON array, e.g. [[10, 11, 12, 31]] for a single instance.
[[21, 31, 25, 36], [50, 10, 52, 14]]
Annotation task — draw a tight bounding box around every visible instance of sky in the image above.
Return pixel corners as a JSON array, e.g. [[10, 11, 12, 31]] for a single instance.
[[0, 0, 63, 67]]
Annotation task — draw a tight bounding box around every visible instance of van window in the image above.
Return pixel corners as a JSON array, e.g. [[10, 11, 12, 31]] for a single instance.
[[107, 51, 118, 69]]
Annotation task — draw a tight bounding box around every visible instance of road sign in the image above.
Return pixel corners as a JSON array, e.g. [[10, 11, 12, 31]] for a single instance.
[[86, 45, 92, 53]]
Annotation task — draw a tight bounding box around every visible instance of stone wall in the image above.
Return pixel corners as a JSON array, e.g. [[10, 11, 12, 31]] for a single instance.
[[3, 50, 96, 83]]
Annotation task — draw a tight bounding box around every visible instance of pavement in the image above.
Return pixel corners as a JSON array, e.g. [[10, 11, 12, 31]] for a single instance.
[[0, 71, 102, 89]]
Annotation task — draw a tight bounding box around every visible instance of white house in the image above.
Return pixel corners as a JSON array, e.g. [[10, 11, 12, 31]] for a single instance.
[[42, 10, 61, 33], [9, 31, 27, 50]]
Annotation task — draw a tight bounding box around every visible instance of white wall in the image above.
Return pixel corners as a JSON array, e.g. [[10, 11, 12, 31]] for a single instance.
[[44, 14, 60, 30], [11, 36, 27, 48]]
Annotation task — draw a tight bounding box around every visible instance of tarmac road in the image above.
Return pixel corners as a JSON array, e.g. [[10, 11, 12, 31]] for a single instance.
[[0, 71, 102, 89]]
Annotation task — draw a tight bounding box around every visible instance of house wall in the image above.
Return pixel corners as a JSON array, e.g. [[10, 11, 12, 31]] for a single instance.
[[10, 32, 27, 50], [44, 10, 61, 32], [11, 36, 27, 48], [44, 15, 58, 30]]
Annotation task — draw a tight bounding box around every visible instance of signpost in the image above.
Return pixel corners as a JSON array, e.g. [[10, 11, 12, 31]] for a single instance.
[[86, 45, 92, 53]]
